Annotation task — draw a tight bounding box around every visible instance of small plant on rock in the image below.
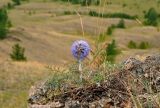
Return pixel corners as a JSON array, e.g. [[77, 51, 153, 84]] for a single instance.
[[71, 40, 90, 81]]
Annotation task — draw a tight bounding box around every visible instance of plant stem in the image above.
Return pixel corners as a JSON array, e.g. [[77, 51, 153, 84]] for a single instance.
[[79, 60, 82, 82]]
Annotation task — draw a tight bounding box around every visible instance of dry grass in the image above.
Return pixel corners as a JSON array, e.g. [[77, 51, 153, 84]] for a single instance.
[[5, 0, 159, 64], [0, 59, 52, 108], [0, 0, 10, 7]]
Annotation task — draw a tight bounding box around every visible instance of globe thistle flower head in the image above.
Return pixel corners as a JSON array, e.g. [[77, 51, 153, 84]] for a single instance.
[[71, 40, 90, 60]]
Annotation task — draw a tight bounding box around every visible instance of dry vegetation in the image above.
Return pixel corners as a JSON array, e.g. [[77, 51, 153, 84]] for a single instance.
[[1, 0, 160, 64], [0, 59, 51, 108]]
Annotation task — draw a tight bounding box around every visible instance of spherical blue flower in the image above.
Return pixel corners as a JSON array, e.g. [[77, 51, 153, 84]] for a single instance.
[[71, 40, 90, 60]]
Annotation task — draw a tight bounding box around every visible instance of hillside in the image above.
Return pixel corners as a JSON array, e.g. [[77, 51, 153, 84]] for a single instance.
[[0, 0, 160, 64]]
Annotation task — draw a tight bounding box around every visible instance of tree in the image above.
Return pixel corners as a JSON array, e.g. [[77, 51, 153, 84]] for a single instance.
[[105, 40, 119, 62], [139, 41, 150, 49], [12, 0, 21, 5], [106, 40, 117, 55], [71, 0, 80, 4], [128, 40, 137, 49], [81, 0, 92, 6], [0, 7, 9, 39], [0, 25, 8, 39], [117, 19, 125, 28], [10, 44, 27, 61], [106, 24, 115, 35], [94, 0, 100, 5], [7, 3, 14, 9], [0, 8, 8, 21], [144, 8, 158, 26]]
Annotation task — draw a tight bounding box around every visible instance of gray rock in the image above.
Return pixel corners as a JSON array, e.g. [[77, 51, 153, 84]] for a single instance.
[[28, 55, 160, 108]]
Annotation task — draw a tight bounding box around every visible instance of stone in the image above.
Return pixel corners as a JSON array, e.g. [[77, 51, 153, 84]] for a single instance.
[[28, 55, 160, 108]]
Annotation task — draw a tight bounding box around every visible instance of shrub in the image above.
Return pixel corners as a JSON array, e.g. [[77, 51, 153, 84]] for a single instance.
[[122, 3, 127, 7], [28, 10, 36, 16], [139, 41, 150, 49], [128, 40, 137, 49], [64, 11, 76, 15], [57, 0, 80, 4], [12, 0, 21, 5], [94, 0, 100, 5], [103, 13, 137, 19], [81, 0, 92, 6], [0, 7, 10, 39], [105, 19, 125, 36], [127, 41, 150, 49], [89, 11, 99, 16], [72, 0, 81, 4], [116, 19, 125, 28], [144, 8, 158, 26], [0, 26, 8, 39], [106, 19, 125, 36], [106, 24, 116, 35], [89, 11, 137, 19], [106, 40, 118, 55], [7, 3, 14, 9], [10, 44, 27, 61], [106, 26, 113, 35], [64, 11, 72, 15], [105, 40, 119, 62], [57, 0, 99, 6]]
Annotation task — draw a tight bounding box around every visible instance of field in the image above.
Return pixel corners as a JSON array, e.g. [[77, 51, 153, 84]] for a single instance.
[[0, 0, 160, 108]]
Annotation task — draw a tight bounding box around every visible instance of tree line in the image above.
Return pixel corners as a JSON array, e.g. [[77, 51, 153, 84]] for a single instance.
[[55, 0, 100, 6]]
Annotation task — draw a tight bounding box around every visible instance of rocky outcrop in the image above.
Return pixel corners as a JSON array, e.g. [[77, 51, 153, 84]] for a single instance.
[[28, 55, 160, 108]]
